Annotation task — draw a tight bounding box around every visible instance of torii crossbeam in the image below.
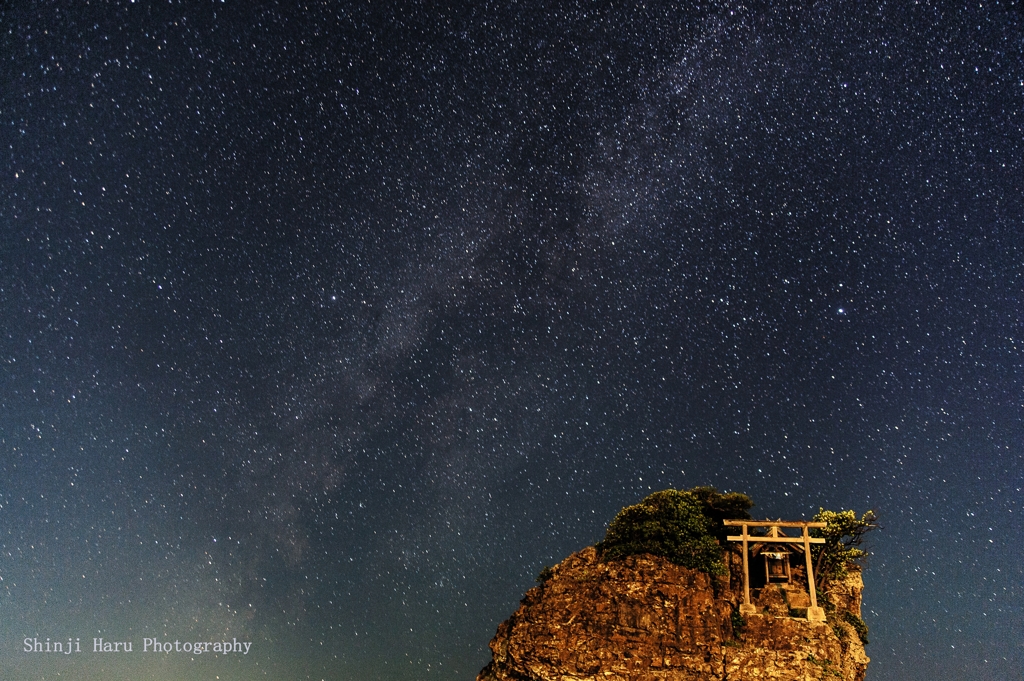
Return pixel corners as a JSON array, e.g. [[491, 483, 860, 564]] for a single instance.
[[724, 520, 827, 622]]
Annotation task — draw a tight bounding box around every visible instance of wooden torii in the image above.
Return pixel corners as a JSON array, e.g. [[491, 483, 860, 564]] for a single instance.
[[724, 519, 827, 622]]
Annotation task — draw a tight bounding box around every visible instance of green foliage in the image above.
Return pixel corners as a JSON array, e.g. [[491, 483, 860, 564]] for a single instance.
[[535, 565, 555, 584], [842, 611, 869, 644], [805, 509, 875, 647], [730, 608, 747, 636], [689, 486, 754, 542], [826, 611, 847, 641], [811, 508, 879, 588], [806, 655, 844, 679], [596, 488, 749, 576]]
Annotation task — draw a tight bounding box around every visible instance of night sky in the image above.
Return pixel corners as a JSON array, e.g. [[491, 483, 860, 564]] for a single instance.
[[2, 2, 1022, 680]]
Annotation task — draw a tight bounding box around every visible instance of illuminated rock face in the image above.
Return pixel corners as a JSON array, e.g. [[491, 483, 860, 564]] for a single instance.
[[477, 547, 868, 681]]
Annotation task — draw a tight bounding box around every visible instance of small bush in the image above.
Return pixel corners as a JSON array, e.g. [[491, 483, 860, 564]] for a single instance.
[[730, 608, 747, 635], [807, 655, 844, 679], [842, 610, 869, 644], [535, 565, 555, 584]]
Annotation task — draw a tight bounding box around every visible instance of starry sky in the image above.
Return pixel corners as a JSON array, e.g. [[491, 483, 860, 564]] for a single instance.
[[2, 1, 1022, 680]]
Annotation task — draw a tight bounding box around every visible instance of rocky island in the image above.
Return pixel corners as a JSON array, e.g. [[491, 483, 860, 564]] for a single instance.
[[477, 488, 874, 681]]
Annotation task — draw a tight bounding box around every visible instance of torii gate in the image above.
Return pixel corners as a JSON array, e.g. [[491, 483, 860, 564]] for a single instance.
[[724, 519, 827, 622]]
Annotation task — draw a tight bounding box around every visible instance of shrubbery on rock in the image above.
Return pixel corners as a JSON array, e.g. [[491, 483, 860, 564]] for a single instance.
[[596, 487, 752, 576]]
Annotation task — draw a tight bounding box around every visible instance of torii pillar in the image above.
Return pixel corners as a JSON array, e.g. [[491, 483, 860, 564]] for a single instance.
[[724, 520, 827, 622]]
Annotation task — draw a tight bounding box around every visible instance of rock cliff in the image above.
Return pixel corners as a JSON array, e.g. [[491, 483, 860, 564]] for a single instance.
[[477, 546, 868, 681]]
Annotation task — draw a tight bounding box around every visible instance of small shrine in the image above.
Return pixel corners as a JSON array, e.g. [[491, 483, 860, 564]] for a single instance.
[[724, 520, 827, 622]]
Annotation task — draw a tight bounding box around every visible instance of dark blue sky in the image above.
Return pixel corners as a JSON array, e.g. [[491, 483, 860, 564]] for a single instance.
[[2, 2, 1022, 679]]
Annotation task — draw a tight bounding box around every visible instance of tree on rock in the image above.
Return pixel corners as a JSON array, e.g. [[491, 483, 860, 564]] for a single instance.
[[811, 508, 879, 590], [690, 486, 755, 542], [596, 487, 753, 576]]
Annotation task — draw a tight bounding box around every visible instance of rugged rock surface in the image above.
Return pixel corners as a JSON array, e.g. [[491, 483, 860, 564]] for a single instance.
[[477, 546, 868, 681]]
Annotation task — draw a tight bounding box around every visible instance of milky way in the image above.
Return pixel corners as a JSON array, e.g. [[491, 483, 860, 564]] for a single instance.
[[2, 2, 1022, 679]]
